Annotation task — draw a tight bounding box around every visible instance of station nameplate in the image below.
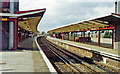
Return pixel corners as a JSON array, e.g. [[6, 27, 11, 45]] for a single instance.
[[2, 18, 7, 21]]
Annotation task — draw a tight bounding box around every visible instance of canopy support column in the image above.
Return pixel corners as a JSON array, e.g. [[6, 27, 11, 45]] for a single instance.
[[55, 33, 57, 38], [74, 32, 75, 42], [14, 19, 17, 50], [62, 33, 64, 40], [112, 30, 114, 49], [71, 32, 73, 37], [68, 32, 69, 40], [88, 32, 90, 42], [59, 33, 61, 39], [53, 34, 54, 38], [83, 31, 85, 43], [98, 29, 101, 46]]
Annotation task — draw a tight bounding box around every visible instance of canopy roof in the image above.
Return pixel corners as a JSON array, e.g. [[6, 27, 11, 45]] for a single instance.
[[18, 17, 41, 33], [0, 8, 46, 33], [17, 8, 46, 33], [48, 13, 120, 34]]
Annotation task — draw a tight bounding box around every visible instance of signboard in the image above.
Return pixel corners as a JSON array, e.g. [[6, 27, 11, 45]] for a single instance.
[[2, 18, 7, 21]]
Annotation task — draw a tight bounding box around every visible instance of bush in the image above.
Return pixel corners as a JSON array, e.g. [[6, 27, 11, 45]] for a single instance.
[[103, 31, 112, 38]]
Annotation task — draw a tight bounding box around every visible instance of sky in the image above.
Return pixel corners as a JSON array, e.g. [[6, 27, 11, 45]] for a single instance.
[[19, 0, 115, 33]]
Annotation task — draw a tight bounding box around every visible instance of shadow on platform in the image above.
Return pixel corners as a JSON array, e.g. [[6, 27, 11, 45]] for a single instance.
[[18, 37, 38, 51]]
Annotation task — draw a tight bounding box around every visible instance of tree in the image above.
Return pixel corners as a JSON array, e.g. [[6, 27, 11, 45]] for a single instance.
[[41, 31, 45, 35]]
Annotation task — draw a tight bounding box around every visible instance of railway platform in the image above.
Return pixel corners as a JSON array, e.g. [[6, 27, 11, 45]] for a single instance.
[[47, 36, 118, 55], [0, 37, 52, 72], [47, 36, 120, 69]]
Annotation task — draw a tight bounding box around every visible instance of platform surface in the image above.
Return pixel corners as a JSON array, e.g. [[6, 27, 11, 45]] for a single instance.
[[47, 36, 118, 56], [0, 37, 50, 73], [1, 51, 34, 72]]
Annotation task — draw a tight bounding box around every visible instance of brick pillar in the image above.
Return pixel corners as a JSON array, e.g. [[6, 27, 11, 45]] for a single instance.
[[114, 25, 120, 50], [114, 0, 120, 50]]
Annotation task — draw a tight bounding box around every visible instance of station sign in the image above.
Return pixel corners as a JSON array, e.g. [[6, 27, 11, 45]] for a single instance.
[[2, 18, 7, 21]]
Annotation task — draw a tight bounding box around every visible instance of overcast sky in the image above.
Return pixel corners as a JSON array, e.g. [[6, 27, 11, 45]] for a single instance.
[[19, 0, 115, 33]]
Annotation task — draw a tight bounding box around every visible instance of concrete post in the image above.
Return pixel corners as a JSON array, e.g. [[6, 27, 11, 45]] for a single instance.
[[9, 0, 14, 49]]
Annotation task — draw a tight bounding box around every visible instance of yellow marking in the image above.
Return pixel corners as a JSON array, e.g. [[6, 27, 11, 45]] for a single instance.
[[2, 18, 7, 21]]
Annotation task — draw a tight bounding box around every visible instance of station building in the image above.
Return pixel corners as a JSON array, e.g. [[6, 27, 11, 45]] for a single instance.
[[0, 0, 46, 50]]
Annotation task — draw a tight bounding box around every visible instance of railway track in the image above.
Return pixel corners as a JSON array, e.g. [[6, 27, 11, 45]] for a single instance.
[[37, 36, 119, 73]]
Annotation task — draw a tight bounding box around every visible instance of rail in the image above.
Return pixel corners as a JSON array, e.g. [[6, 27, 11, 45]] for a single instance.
[[38, 36, 119, 72]]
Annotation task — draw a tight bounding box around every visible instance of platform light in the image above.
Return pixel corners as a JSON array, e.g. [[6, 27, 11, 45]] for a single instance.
[[18, 28, 20, 30]]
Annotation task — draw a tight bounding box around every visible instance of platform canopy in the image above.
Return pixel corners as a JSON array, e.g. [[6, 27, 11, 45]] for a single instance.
[[17, 8, 46, 33], [47, 13, 120, 34], [0, 8, 46, 33]]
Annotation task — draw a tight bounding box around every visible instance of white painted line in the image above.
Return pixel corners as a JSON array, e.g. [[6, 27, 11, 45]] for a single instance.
[[48, 36, 120, 60], [35, 37, 57, 73]]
